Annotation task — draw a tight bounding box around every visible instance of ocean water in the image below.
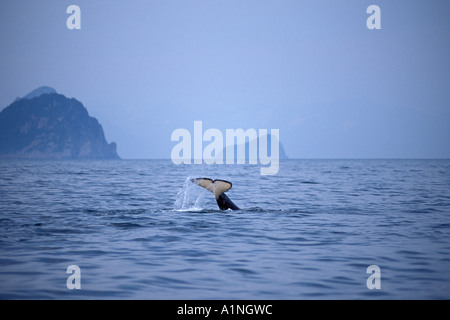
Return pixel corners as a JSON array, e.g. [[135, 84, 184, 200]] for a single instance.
[[0, 159, 449, 299]]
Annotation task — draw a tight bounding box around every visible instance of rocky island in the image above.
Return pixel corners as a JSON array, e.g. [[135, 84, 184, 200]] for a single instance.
[[0, 86, 120, 159]]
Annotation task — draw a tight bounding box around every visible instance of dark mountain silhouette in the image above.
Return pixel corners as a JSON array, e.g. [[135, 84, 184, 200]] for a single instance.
[[0, 87, 119, 159]]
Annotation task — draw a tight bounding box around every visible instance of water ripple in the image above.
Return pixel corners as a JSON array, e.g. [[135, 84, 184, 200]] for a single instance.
[[0, 159, 449, 299]]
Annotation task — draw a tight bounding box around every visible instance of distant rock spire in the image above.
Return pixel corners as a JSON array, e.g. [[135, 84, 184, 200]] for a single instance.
[[22, 86, 57, 100]]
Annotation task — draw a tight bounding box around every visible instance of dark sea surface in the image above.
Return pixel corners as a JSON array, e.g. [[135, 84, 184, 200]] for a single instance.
[[0, 159, 449, 299]]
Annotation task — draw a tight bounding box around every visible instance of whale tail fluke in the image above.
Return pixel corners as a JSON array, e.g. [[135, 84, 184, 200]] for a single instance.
[[191, 178, 232, 199], [191, 178, 240, 211]]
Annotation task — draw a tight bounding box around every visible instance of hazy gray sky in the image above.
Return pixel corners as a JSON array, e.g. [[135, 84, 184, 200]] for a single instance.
[[1, 0, 449, 159]]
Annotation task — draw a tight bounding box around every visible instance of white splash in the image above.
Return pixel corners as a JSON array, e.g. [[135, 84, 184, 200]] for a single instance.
[[173, 176, 209, 211]]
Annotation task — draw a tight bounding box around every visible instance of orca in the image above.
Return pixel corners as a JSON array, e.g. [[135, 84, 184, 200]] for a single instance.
[[191, 178, 240, 211]]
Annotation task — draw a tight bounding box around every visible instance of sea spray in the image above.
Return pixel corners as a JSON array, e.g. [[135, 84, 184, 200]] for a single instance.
[[174, 176, 209, 211]]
